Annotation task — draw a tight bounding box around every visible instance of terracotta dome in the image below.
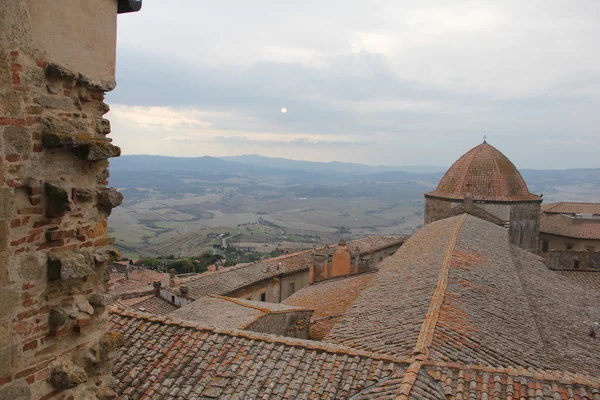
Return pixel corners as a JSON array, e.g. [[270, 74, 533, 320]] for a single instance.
[[425, 142, 541, 202]]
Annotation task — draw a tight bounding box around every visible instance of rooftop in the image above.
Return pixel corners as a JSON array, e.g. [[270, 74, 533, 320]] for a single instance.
[[114, 294, 179, 316], [108, 268, 174, 299], [170, 295, 308, 330], [543, 202, 600, 215], [315, 236, 405, 256], [283, 272, 376, 339], [541, 214, 600, 240], [425, 142, 541, 202], [325, 214, 600, 377], [168, 251, 312, 300], [555, 271, 600, 291], [110, 309, 600, 399]]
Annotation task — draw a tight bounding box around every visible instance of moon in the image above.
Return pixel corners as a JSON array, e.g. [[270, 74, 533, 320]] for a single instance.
[[281, 107, 287, 114]]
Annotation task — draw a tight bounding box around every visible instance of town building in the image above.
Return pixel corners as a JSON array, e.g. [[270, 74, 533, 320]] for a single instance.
[[424, 141, 542, 252], [539, 202, 600, 271], [310, 235, 404, 284], [109, 214, 600, 399]]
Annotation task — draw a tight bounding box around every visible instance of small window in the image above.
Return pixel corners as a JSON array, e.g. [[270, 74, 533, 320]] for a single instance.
[[542, 241, 549, 252], [380, 257, 383, 262], [246, 297, 252, 301], [586, 246, 596, 252], [566, 244, 573, 250], [260, 292, 266, 302], [574, 259, 580, 269], [289, 282, 295, 295], [171, 295, 175, 303]]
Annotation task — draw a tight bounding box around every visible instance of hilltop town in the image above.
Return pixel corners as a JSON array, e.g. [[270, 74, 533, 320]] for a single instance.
[[1, 2, 600, 400]]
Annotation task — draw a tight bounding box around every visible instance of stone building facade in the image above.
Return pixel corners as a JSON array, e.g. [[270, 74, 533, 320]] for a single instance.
[[309, 236, 404, 284], [424, 141, 542, 252], [0, 1, 138, 399]]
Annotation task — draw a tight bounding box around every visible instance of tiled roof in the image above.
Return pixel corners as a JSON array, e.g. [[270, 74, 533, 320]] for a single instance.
[[170, 251, 312, 300], [171, 237, 402, 301], [109, 310, 600, 399], [326, 214, 600, 379], [118, 295, 179, 315], [316, 236, 405, 256], [109, 310, 406, 399], [555, 271, 600, 291], [109, 269, 173, 298], [283, 272, 376, 339], [541, 214, 600, 239], [543, 202, 600, 215], [425, 142, 541, 201], [170, 295, 307, 330]]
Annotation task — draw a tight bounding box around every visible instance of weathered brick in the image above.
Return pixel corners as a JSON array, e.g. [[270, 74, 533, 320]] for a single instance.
[[0, 117, 25, 126], [23, 339, 38, 351]]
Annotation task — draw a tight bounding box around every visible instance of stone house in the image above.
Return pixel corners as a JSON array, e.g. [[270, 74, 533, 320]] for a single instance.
[[539, 202, 600, 271]]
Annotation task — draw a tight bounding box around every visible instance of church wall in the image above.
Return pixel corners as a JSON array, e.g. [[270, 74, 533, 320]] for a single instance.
[[1, 1, 122, 398], [509, 201, 541, 253], [477, 202, 511, 221], [424, 197, 456, 224]]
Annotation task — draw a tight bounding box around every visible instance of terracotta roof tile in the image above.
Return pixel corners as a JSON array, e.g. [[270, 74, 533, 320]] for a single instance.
[[425, 142, 541, 201], [109, 310, 600, 399], [170, 251, 312, 300], [125, 295, 179, 315], [283, 272, 376, 339], [543, 202, 600, 215], [541, 214, 600, 239], [325, 214, 600, 377], [108, 269, 172, 298], [170, 295, 308, 330], [556, 271, 600, 291]]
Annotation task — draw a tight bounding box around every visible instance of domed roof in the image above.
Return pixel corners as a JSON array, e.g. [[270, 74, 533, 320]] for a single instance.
[[425, 141, 541, 202]]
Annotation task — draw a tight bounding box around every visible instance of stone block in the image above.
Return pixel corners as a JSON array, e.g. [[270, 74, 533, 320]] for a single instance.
[[35, 95, 73, 110], [16, 252, 46, 281], [3, 126, 30, 155], [0, 378, 31, 400], [88, 293, 112, 308], [45, 182, 71, 218], [48, 359, 87, 389], [42, 131, 120, 161], [47, 252, 95, 281], [97, 188, 122, 216], [49, 306, 74, 327]]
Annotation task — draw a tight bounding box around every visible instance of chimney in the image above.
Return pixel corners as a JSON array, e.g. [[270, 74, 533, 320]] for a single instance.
[[153, 281, 161, 297], [180, 285, 188, 299]]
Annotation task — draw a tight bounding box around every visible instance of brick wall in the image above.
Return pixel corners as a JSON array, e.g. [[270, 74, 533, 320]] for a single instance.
[[1, 1, 122, 399]]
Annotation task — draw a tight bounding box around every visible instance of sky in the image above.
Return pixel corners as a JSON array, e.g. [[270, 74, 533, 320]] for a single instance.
[[107, 0, 600, 169]]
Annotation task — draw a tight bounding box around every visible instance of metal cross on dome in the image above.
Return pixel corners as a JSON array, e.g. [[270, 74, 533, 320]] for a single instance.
[[483, 135, 488, 143]]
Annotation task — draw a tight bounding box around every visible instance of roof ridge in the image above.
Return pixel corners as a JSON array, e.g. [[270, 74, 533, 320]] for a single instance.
[[487, 144, 507, 200], [395, 213, 468, 399], [422, 360, 600, 387]]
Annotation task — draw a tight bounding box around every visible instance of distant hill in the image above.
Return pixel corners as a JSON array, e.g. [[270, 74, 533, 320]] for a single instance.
[[221, 154, 446, 174]]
